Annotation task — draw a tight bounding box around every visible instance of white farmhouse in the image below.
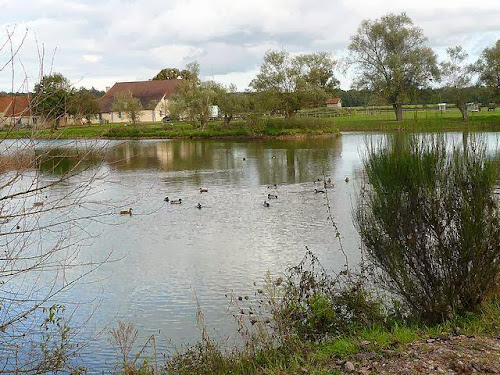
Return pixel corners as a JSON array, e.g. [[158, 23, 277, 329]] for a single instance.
[[98, 80, 182, 124]]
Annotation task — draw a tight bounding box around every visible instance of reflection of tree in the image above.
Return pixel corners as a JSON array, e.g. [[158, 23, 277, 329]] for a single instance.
[[102, 137, 343, 186], [36, 148, 102, 175], [249, 137, 343, 185]]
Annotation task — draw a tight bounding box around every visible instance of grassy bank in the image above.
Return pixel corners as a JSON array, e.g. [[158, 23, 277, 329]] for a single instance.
[[0, 117, 339, 140], [119, 289, 500, 374], [2, 109, 500, 140]]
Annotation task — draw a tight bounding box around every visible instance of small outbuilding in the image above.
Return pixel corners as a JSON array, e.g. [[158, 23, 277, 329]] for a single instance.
[[326, 97, 342, 109], [438, 103, 447, 111]]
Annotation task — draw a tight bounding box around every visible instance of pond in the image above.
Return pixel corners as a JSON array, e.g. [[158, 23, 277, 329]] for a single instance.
[[1, 132, 498, 372]]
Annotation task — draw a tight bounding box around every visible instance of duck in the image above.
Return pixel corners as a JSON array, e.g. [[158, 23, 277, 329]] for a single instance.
[[345, 177, 350, 183], [120, 208, 133, 215], [314, 188, 326, 194], [324, 182, 334, 189], [197, 203, 202, 209], [199, 188, 208, 193], [164, 197, 170, 202], [268, 193, 278, 199], [263, 201, 270, 207], [243, 157, 246, 161], [170, 198, 182, 204], [267, 184, 277, 189]]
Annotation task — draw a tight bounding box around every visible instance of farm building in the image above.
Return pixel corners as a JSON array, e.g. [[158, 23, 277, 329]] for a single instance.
[[98, 80, 182, 124], [0, 95, 36, 128], [326, 97, 342, 109]]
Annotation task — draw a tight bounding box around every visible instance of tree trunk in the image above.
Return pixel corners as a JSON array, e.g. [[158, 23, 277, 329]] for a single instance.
[[223, 114, 233, 126], [200, 117, 207, 130], [458, 104, 469, 122], [393, 103, 403, 121]]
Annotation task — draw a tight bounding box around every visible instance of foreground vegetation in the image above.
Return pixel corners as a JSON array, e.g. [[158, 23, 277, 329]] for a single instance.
[[113, 267, 500, 375], [2, 109, 500, 140]]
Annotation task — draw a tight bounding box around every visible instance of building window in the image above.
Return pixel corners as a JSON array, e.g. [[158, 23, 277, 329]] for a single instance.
[[118, 112, 122, 119]]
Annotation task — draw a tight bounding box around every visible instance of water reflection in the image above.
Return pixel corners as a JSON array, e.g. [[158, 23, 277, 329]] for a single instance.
[[103, 137, 343, 185]]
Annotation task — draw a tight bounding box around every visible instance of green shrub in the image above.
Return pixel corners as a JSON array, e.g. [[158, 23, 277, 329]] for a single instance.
[[277, 252, 387, 340], [356, 134, 500, 323]]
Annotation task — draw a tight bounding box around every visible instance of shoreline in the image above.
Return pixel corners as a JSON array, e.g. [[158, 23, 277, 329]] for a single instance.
[[2, 111, 500, 140]]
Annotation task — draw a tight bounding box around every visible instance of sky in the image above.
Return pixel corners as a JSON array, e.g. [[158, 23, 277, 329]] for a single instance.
[[0, 0, 499, 93]]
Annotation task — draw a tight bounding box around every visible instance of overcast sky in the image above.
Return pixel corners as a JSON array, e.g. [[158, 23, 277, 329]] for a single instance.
[[1, 0, 499, 92]]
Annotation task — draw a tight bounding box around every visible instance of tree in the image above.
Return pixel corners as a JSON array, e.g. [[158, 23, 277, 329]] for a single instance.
[[250, 50, 338, 118], [476, 40, 500, 102], [293, 52, 339, 92], [68, 88, 101, 124], [152, 66, 199, 81], [33, 73, 73, 129], [111, 91, 143, 125], [440, 46, 474, 121], [355, 135, 500, 323], [168, 80, 221, 129], [215, 84, 248, 125], [348, 13, 439, 121]]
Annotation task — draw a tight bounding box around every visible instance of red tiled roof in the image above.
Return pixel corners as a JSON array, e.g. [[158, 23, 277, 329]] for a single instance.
[[326, 97, 341, 104], [0, 96, 12, 112], [0, 95, 32, 116], [99, 80, 182, 113]]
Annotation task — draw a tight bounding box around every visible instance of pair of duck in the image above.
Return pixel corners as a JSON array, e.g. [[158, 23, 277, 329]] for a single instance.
[[164, 197, 182, 204]]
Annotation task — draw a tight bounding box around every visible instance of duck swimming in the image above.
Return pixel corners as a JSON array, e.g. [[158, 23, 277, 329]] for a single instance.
[[120, 208, 133, 215], [171, 199, 182, 204], [268, 193, 278, 199], [263, 201, 270, 207], [267, 184, 277, 189], [314, 188, 326, 194], [197, 203, 202, 209], [199, 188, 208, 193], [164, 197, 170, 202], [345, 177, 350, 183]]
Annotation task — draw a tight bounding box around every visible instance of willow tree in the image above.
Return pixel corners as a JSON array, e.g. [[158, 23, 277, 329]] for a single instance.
[[440, 46, 474, 121], [476, 40, 500, 101], [111, 91, 143, 125], [250, 50, 338, 118], [165, 62, 224, 129], [348, 13, 439, 121]]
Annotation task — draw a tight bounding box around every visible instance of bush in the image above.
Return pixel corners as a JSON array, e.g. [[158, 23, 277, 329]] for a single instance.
[[356, 134, 500, 323], [276, 252, 387, 340]]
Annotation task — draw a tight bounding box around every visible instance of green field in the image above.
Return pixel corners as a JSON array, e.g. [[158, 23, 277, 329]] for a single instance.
[[2, 108, 499, 140]]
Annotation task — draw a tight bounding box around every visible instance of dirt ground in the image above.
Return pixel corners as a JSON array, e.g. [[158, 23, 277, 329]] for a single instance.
[[335, 335, 500, 374]]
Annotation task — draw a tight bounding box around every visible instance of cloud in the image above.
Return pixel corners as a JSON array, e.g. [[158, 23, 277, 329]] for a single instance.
[[0, 0, 499, 92], [82, 54, 102, 63]]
